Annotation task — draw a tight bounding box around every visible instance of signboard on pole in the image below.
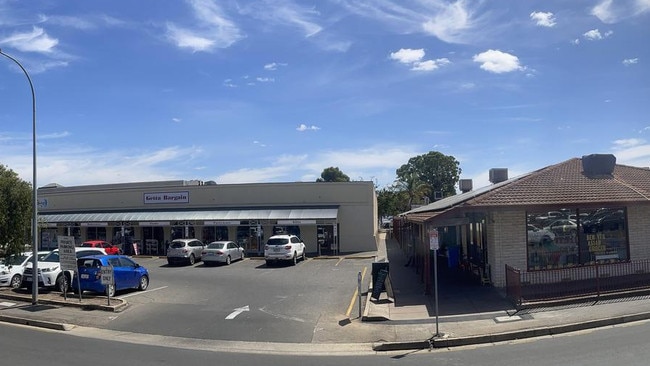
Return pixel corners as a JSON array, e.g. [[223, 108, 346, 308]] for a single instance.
[[58, 236, 77, 271], [429, 229, 439, 251], [100, 266, 114, 285]]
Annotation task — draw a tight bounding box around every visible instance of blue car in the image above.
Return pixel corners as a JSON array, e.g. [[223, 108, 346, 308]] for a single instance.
[[72, 255, 149, 296]]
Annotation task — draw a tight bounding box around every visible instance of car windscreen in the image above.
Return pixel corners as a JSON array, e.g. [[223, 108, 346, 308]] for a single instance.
[[41, 252, 60, 262], [207, 243, 225, 249], [5, 254, 28, 265], [267, 238, 289, 245]]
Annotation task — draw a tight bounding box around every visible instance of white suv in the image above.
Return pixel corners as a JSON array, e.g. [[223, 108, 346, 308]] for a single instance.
[[264, 235, 306, 266], [22, 247, 107, 292]]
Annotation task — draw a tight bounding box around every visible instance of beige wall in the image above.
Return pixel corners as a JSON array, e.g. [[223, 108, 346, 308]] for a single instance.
[[628, 205, 650, 260], [486, 209, 528, 287], [38, 181, 377, 254]]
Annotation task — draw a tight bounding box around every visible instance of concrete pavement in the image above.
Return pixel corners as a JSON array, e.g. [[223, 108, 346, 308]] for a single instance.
[[3, 232, 650, 353]]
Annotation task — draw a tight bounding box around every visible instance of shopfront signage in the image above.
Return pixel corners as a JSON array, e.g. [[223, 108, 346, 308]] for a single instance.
[[277, 220, 316, 225], [204, 221, 241, 226], [81, 222, 108, 227], [139, 222, 170, 226], [144, 191, 189, 204]]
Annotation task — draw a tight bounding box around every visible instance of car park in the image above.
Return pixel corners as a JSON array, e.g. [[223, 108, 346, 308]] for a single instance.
[[166, 238, 205, 265], [81, 240, 122, 255], [72, 255, 149, 297], [264, 234, 306, 266], [526, 224, 555, 245], [22, 247, 107, 292], [201, 241, 245, 266], [0, 251, 50, 288]]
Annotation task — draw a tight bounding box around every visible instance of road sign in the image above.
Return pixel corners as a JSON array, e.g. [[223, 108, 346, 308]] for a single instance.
[[100, 266, 114, 285], [58, 236, 77, 271]]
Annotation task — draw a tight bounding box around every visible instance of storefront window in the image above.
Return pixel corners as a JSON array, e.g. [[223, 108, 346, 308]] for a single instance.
[[202, 226, 229, 243], [171, 226, 195, 240], [526, 207, 628, 270], [86, 227, 107, 241]]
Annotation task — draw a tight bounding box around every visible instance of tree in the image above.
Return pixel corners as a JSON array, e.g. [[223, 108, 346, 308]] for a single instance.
[[377, 186, 409, 218], [396, 151, 461, 201], [393, 172, 431, 208], [316, 167, 350, 182], [0, 164, 32, 258]]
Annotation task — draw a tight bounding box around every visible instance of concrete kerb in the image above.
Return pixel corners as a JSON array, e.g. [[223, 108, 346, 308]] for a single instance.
[[0, 314, 74, 331], [0, 289, 127, 313], [371, 310, 650, 352]]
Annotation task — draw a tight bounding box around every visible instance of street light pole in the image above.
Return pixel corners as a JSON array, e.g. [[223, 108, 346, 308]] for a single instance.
[[0, 49, 39, 305]]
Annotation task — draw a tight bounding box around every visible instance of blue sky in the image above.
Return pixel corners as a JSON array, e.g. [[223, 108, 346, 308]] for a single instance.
[[1, 0, 648, 190]]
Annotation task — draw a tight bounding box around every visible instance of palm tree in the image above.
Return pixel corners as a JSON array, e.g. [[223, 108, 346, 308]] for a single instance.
[[394, 173, 431, 209]]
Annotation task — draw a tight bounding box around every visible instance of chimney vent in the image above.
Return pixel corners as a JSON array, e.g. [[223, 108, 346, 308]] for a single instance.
[[582, 154, 616, 176], [489, 168, 508, 184]]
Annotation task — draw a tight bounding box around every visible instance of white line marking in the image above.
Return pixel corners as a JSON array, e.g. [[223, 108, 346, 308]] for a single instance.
[[117, 286, 168, 299], [226, 305, 250, 320], [0, 301, 17, 307]]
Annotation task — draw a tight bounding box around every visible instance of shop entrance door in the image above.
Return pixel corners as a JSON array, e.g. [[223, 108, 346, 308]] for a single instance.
[[318, 225, 334, 256]]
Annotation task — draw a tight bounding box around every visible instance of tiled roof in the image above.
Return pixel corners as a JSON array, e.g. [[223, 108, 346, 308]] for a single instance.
[[466, 158, 650, 207], [403, 157, 650, 223]]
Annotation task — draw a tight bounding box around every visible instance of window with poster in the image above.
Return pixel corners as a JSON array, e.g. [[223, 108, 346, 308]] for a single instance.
[[526, 207, 628, 270], [202, 226, 228, 243]]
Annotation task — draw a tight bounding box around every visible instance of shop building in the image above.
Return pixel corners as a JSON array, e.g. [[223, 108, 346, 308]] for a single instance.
[[36, 180, 378, 256], [397, 154, 650, 297]]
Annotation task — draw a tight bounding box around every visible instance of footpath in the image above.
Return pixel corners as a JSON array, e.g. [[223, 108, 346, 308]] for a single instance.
[[2, 232, 650, 353]]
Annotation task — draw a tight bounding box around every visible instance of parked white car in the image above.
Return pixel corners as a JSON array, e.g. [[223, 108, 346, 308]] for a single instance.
[[166, 238, 205, 266], [0, 251, 49, 288], [264, 235, 306, 266], [201, 241, 245, 266], [22, 247, 107, 292]]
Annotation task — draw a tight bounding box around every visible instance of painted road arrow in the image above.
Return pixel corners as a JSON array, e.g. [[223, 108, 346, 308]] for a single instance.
[[225, 305, 250, 320]]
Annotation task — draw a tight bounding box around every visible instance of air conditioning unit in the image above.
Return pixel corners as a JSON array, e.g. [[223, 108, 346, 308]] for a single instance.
[[489, 168, 508, 184], [459, 179, 473, 193], [582, 154, 616, 176], [434, 191, 443, 200]]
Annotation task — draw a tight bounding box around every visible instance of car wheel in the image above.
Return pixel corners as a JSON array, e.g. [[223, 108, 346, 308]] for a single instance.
[[302, 251, 307, 261], [138, 275, 149, 291], [292, 253, 297, 266], [240, 251, 245, 261], [189, 254, 196, 265], [56, 274, 69, 292], [10, 274, 22, 289], [226, 256, 231, 265]]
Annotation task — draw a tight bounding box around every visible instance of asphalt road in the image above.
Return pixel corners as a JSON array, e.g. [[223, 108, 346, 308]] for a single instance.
[[95, 256, 373, 343], [3, 315, 650, 365]]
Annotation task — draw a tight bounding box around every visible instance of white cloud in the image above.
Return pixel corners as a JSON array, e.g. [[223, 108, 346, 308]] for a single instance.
[[390, 48, 450, 72], [592, 0, 650, 24], [256, 77, 275, 83], [166, 0, 244, 52], [623, 58, 639, 66], [0, 26, 58, 53], [473, 49, 524, 74], [390, 48, 425, 64], [239, 1, 322, 37], [264, 62, 287, 71], [530, 11, 556, 27], [172, 118, 182, 123], [613, 138, 645, 148], [421, 1, 475, 44], [297, 124, 320, 131], [583, 29, 613, 41]]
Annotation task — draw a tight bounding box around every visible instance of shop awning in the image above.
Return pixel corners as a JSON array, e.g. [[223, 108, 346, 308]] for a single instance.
[[39, 208, 339, 223]]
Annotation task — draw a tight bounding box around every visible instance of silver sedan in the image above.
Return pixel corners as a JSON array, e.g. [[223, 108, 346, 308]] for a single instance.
[[201, 241, 245, 266]]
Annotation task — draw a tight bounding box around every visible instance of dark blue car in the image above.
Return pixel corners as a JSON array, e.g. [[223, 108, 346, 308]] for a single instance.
[[72, 255, 149, 296]]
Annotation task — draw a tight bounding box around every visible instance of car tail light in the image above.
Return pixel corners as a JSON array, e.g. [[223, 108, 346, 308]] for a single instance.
[[284, 245, 291, 250], [201, 251, 207, 255], [216, 251, 224, 255]]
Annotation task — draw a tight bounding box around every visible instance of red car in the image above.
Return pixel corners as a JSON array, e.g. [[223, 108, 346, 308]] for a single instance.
[[80, 240, 121, 255]]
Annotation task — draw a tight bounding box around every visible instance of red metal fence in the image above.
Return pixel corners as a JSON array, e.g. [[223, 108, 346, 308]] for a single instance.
[[506, 260, 650, 307]]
